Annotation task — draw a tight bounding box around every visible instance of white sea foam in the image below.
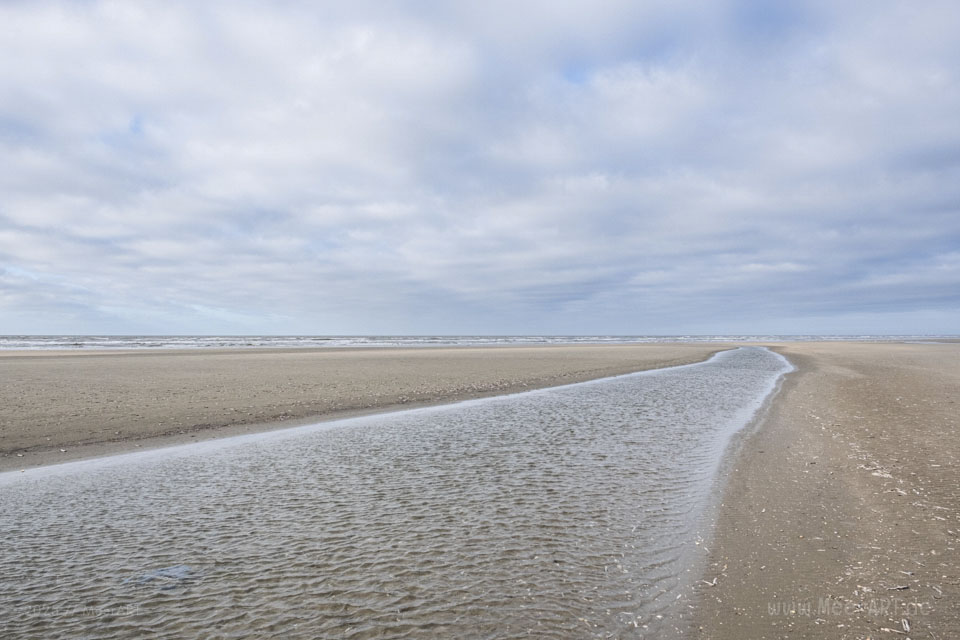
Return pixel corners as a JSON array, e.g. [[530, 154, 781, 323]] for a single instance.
[[0, 333, 952, 350]]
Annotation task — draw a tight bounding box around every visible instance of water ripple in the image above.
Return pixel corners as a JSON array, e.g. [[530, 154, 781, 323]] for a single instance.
[[1, 347, 790, 639]]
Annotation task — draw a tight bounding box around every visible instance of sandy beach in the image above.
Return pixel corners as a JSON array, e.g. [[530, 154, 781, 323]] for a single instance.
[[4, 340, 958, 636], [0, 343, 723, 471], [692, 341, 960, 638]]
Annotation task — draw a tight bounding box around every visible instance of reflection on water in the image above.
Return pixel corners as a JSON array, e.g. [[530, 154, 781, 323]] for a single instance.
[[1, 347, 790, 639]]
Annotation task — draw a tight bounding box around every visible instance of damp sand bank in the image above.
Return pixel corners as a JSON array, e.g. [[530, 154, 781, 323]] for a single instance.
[[0, 343, 726, 471]]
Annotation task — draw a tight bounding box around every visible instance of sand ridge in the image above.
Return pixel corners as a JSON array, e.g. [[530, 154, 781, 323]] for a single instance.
[[692, 342, 960, 638], [0, 343, 726, 471]]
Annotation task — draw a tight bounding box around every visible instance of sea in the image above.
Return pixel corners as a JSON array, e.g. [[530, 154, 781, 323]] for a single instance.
[[0, 334, 951, 350], [1, 347, 792, 638]]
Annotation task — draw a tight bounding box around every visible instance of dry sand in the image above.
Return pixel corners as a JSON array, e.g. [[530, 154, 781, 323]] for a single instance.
[[0, 343, 724, 471], [692, 342, 960, 638]]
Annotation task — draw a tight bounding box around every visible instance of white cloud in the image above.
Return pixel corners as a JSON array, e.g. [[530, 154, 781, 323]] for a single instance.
[[0, 0, 958, 334]]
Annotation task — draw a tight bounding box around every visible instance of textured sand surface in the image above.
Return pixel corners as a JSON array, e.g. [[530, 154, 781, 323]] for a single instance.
[[8, 340, 956, 637], [693, 342, 960, 638], [0, 343, 724, 471]]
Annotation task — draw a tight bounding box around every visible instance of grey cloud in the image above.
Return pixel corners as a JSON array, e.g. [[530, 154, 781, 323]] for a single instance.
[[0, 1, 958, 334]]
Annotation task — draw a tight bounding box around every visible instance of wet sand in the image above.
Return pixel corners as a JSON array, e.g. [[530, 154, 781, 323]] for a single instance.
[[0, 343, 724, 471], [6, 340, 958, 636], [693, 342, 960, 638], [1, 347, 787, 639]]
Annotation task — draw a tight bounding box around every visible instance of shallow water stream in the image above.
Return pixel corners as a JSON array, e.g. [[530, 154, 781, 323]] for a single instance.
[[1, 347, 790, 639]]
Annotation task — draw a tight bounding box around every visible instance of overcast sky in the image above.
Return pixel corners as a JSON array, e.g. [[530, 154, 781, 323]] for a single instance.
[[1, 1, 958, 335]]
